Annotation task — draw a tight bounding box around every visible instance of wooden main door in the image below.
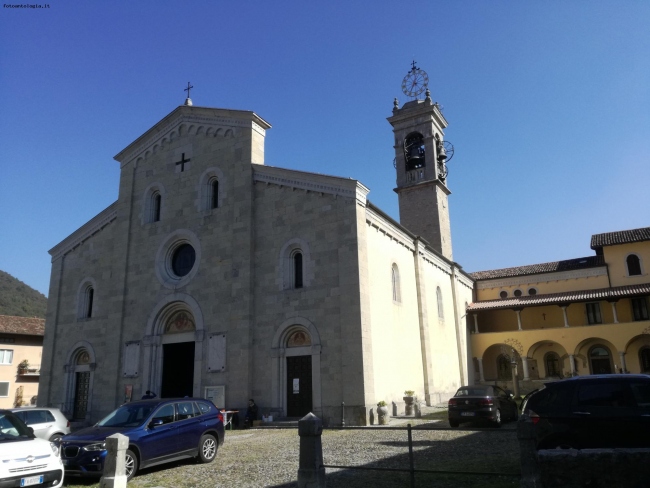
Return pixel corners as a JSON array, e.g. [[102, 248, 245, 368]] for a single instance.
[[287, 355, 312, 418], [73, 371, 90, 420]]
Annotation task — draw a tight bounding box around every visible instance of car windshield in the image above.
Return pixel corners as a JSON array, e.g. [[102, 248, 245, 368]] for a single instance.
[[455, 387, 489, 397], [97, 404, 156, 428], [0, 413, 33, 442]]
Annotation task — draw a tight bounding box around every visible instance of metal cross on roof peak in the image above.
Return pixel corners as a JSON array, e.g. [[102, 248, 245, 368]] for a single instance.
[[184, 82, 193, 99], [411, 60, 418, 72]]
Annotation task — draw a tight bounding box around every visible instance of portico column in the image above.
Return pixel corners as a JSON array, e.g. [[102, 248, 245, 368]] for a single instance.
[[522, 357, 530, 381], [477, 357, 485, 383], [472, 314, 479, 334], [618, 351, 627, 373], [568, 354, 576, 375], [561, 306, 569, 327], [610, 301, 619, 324], [514, 309, 523, 331]]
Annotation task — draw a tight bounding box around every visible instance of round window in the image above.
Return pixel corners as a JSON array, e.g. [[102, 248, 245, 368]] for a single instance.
[[528, 288, 537, 296], [514, 289, 522, 297], [171, 244, 196, 277], [499, 291, 508, 299]]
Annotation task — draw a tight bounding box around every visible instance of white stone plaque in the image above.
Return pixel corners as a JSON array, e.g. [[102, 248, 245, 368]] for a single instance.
[[122, 341, 140, 377], [207, 333, 226, 372], [293, 378, 299, 394]]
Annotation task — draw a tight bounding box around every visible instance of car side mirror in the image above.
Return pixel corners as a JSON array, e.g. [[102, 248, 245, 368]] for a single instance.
[[149, 419, 164, 429]]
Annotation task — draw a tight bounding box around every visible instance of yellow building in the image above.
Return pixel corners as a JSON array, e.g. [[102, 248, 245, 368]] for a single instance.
[[0, 316, 44, 408], [468, 226, 650, 388]]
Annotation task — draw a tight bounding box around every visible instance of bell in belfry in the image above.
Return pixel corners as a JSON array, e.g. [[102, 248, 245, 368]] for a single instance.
[[437, 138, 447, 162]]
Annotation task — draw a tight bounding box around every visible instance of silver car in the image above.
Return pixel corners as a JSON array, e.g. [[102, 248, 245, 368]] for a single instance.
[[10, 407, 71, 442]]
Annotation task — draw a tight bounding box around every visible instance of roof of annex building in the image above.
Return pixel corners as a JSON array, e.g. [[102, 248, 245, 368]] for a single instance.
[[467, 282, 650, 312], [469, 255, 604, 281], [591, 226, 650, 250], [0, 315, 45, 336]]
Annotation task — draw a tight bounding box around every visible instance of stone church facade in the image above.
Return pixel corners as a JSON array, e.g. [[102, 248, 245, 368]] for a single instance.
[[39, 95, 474, 426]]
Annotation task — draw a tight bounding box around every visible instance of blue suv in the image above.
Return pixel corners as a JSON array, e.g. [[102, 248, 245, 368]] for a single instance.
[[60, 398, 224, 480]]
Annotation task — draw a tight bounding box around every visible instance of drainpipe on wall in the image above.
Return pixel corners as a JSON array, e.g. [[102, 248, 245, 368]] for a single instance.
[[450, 265, 466, 386]]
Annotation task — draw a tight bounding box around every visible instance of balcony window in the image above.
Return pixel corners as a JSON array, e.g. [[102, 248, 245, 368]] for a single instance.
[[632, 297, 649, 321], [586, 302, 602, 325]]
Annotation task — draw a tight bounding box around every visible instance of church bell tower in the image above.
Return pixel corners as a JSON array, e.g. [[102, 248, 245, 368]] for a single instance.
[[388, 62, 454, 259]]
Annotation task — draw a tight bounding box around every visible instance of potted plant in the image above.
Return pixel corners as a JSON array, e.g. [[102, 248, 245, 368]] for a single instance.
[[376, 400, 389, 425], [18, 360, 29, 374], [403, 390, 416, 416]]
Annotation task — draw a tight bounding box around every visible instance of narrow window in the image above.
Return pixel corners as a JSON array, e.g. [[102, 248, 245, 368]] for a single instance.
[[86, 287, 94, 318], [211, 180, 219, 209], [391, 264, 400, 302], [436, 287, 444, 319], [627, 254, 642, 276], [153, 193, 161, 222], [586, 302, 602, 325], [0, 382, 9, 397], [632, 297, 649, 321], [293, 252, 303, 289]]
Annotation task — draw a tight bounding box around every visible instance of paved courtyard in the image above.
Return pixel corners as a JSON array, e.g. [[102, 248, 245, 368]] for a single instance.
[[63, 414, 520, 488]]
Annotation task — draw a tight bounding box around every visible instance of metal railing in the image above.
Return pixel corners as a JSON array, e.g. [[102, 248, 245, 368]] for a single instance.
[[321, 423, 520, 488]]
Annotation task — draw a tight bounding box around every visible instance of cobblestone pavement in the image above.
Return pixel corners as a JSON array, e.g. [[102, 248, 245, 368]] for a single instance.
[[63, 412, 520, 488]]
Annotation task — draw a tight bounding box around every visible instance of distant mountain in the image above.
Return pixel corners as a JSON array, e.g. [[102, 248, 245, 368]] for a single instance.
[[0, 271, 47, 318]]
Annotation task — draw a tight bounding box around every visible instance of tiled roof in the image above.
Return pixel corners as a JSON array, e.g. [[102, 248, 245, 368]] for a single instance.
[[591, 226, 650, 249], [467, 283, 650, 312], [0, 315, 45, 336], [469, 256, 604, 281]]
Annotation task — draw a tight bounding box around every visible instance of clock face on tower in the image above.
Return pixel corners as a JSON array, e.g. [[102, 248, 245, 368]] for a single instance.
[[401, 64, 429, 98]]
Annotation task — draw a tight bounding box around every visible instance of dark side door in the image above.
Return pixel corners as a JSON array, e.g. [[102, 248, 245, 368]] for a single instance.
[[161, 342, 195, 398], [287, 355, 312, 418]]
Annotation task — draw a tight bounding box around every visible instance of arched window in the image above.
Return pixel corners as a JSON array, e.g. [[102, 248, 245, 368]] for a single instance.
[[497, 354, 511, 380], [293, 251, 303, 289], [77, 280, 97, 320], [436, 287, 444, 319], [544, 352, 561, 378], [152, 193, 161, 222], [211, 180, 219, 209], [627, 254, 642, 276], [640, 347, 650, 373], [391, 264, 401, 302]]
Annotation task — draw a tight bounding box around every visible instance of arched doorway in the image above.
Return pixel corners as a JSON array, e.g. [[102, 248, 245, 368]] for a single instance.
[[141, 294, 205, 399], [286, 330, 312, 417], [497, 354, 512, 380], [589, 345, 613, 374], [271, 318, 322, 419], [160, 310, 196, 398], [63, 342, 96, 422]]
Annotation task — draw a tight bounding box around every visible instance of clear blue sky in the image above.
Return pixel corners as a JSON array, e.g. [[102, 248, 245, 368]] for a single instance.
[[1, 1, 649, 297]]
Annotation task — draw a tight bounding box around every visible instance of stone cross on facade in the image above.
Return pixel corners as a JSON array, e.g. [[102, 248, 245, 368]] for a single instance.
[[175, 153, 191, 172]]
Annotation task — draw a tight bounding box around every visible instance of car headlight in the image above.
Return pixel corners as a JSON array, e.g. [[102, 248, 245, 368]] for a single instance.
[[83, 442, 106, 452], [49, 442, 60, 457]]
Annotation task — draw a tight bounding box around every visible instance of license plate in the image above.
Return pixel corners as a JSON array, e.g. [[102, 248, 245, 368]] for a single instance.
[[20, 475, 43, 487], [461, 412, 475, 417]]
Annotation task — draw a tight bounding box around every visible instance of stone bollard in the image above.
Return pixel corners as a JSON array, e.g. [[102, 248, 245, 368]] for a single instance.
[[414, 402, 421, 418], [517, 415, 541, 488], [100, 433, 129, 488], [297, 412, 326, 488]]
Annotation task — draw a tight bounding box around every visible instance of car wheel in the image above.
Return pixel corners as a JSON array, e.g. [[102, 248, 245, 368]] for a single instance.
[[198, 434, 217, 463], [125, 449, 139, 481], [49, 433, 62, 443], [449, 419, 459, 428], [493, 409, 502, 428]]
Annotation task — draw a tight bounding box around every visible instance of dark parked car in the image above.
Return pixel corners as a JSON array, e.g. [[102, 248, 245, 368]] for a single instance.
[[60, 398, 224, 480], [520, 374, 650, 449], [448, 385, 518, 427]]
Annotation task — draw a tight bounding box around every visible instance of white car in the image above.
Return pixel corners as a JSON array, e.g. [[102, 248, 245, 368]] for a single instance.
[[0, 410, 64, 487], [10, 407, 71, 443]]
